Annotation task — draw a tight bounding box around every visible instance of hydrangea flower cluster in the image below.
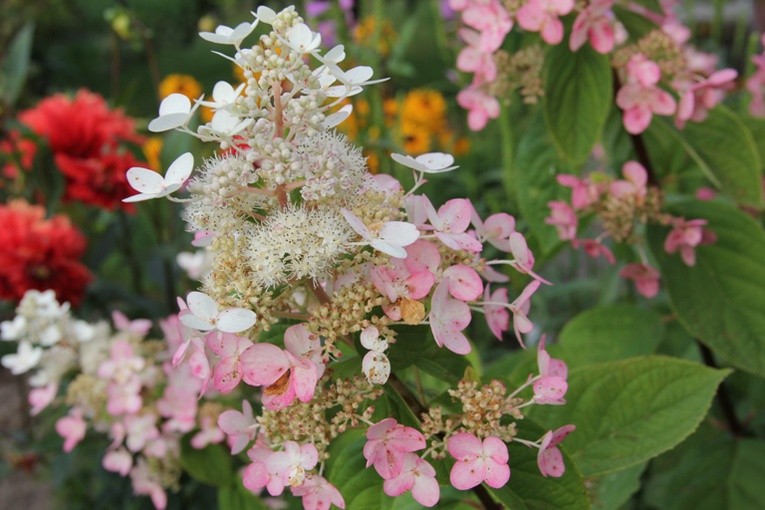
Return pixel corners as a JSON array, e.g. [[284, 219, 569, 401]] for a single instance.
[[449, 0, 737, 134], [1, 290, 222, 509], [128, 6, 574, 509], [545, 161, 716, 298]]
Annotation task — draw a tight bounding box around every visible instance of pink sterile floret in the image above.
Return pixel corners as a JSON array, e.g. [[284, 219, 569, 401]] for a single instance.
[[483, 286, 510, 341], [616, 54, 676, 134], [663, 218, 716, 266], [363, 418, 426, 479], [291, 474, 346, 510], [430, 278, 473, 355], [448, 432, 510, 490], [619, 262, 661, 298], [517, 0, 575, 46], [218, 399, 258, 454], [545, 201, 578, 241], [570, 0, 615, 54], [56, 408, 87, 452], [240, 344, 317, 410], [537, 424, 576, 477], [383, 452, 440, 507]]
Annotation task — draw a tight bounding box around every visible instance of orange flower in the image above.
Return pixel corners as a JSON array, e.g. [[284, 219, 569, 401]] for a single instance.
[[158, 74, 203, 101]]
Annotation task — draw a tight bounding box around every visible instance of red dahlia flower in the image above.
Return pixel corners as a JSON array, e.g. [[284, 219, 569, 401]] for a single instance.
[[0, 200, 92, 305], [15, 89, 145, 211]]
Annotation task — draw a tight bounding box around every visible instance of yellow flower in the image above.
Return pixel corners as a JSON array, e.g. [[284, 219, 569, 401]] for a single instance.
[[401, 89, 447, 133], [142, 137, 163, 171], [401, 121, 432, 155], [365, 151, 380, 174], [158, 74, 202, 101]]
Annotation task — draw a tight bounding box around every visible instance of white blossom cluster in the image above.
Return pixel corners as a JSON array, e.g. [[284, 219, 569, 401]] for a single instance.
[[1, 290, 110, 385], [135, 5, 395, 291]]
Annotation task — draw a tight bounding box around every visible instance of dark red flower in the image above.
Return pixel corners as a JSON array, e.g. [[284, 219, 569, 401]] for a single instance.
[[0, 200, 92, 305], [14, 89, 145, 211]]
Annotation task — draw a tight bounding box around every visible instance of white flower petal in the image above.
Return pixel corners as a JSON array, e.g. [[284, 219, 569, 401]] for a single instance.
[[179, 314, 214, 332], [186, 291, 218, 323], [216, 309, 257, 333], [378, 221, 420, 247], [126, 167, 164, 194], [254, 6, 276, 24], [164, 152, 194, 188]]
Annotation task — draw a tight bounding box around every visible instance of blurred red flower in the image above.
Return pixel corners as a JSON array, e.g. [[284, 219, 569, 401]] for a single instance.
[[0, 200, 92, 305], [13, 89, 146, 211]]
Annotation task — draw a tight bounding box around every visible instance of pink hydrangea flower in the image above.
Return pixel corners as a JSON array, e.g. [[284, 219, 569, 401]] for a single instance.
[[291, 474, 346, 510], [571, 238, 615, 264], [569, 0, 615, 54], [483, 286, 510, 340], [545, 201, 578, 241], [103, 447, 133, 476], [241, 325, 319, 409], [664, 218, 716, 266], [206, 332, 254, 393], [29, 383, 57, 416], [609, 161, 648, 200], [447, 432, 510, 490], [533, 336, 568, 404], [426, 198, 483, 252], [616, 54, 676, 134], [218, 400, 259, 454], [471, 211, 516, 252], [675, 69, 737, 127], [130, 459, 167, 510], [265, 441, 319, 494], [457, 85, 501, 131], [509, 279, 541, 346], [556, 174, 602, 210], [191, 415, 225, 449], [363, 418, 426, 479], [430, 278, 473, 355], [747, 37, 765, 117], [456, 29, 497, 82], [56, 408, 87, 452], [619, 263, 661, 298], [537, 424, 576, 477], [383, 453, 440, 507], [517, 0, 575, 45]]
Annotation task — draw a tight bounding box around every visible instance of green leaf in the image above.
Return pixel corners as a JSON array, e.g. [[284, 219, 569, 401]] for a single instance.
[[665, 107, 764, 209], [556, 304, 664, 368], [514, 115, 569, 256], [388, 325, 469, 384], [180, 435, 234, 487], [217, 484, 268, 510], [644, 425, 765, 509], [647, 200, 765, 377], [542, 44, 612, 165], [0, 23, 34, 107], [529, 356, 729, 477], [589, 462, 646, 509], [325, 430, 392, 510], [487, 431, 591, 510]]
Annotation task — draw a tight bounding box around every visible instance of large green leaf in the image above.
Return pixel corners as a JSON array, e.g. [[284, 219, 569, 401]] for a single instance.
[[644, 425, 765, 509], [542, 44, 612, 166], [0, 23, 34, 107], [556, 304, 664, 368], [514, 115, 568, 256], [589, 462, 646, 509], [647, 200, 765, 377], [179, 435, 234, 488], [666, 107, 764, 209], [529, 356, 729, 477]]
